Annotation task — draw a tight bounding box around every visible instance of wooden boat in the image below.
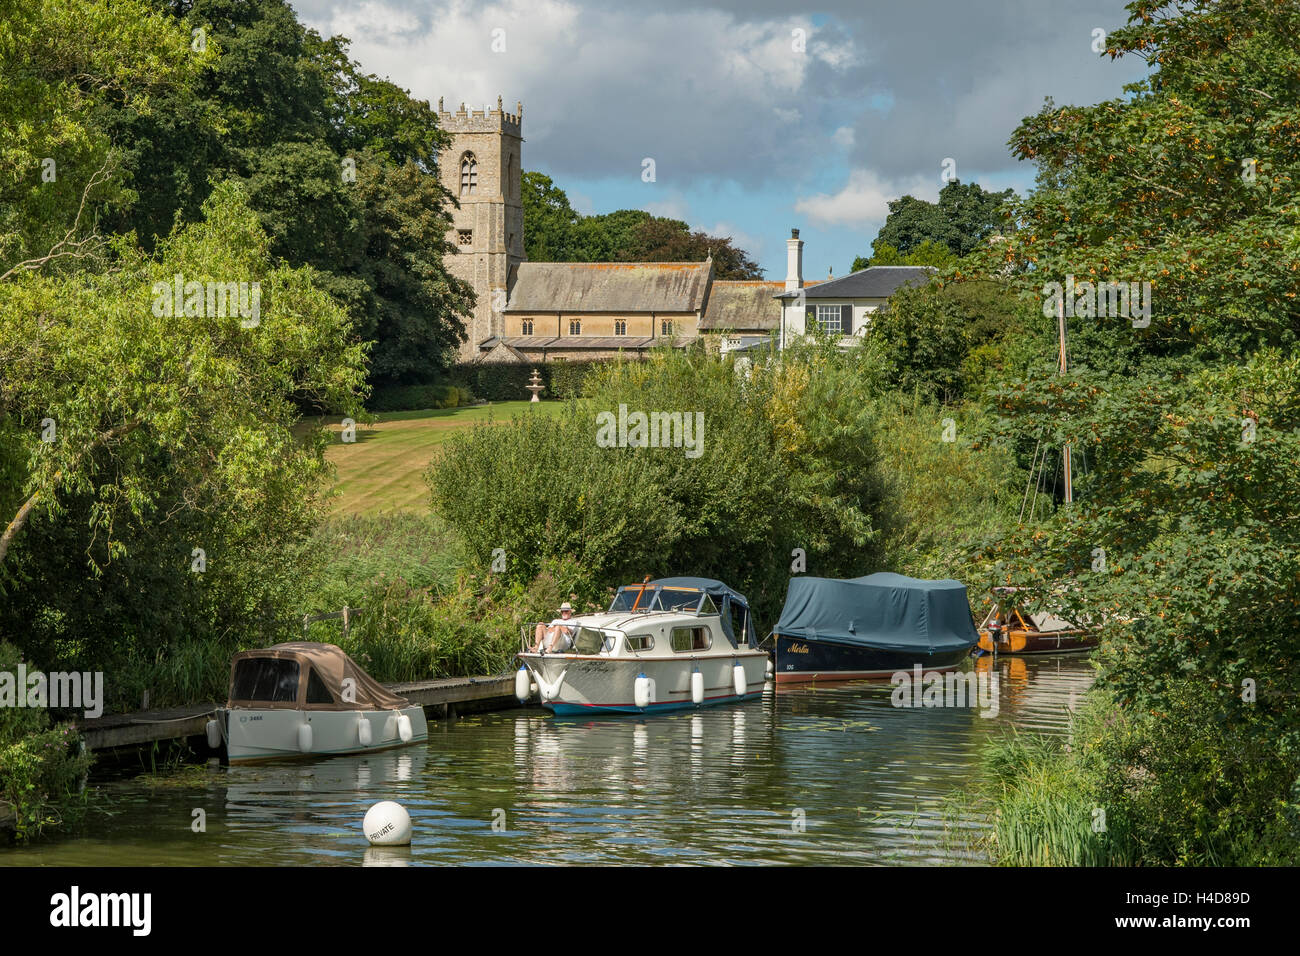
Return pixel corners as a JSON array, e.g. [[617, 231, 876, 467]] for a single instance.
[[206, 642, 428, 764], [516, 577, 769, 714], [771, 573, 980, 683], [976, 587, 1098, 654]]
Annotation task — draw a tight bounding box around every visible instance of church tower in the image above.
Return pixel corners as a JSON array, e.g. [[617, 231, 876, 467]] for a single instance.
[[438, 96, 525, 361]]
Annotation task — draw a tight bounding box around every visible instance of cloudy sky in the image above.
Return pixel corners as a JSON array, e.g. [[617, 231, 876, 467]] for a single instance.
[[290, 0, 1149, 278]]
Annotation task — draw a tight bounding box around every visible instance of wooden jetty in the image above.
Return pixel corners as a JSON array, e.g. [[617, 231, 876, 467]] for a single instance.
[[76, 674, 521, 754]]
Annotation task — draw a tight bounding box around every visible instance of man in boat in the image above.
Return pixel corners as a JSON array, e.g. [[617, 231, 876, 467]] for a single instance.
[[531, 603, 577, 653]]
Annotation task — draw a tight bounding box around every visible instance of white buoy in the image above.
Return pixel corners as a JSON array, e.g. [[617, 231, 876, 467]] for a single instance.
[[297, 722, 313, 753], [397, 713, 413, 742], [363, 800, 412, 846], [205, 719, 221, 750], [633, 672, 652, 709], [733, 660, 747, 697], [765, 657, 775, 680], [357, 716, 373, 747], [515, 665, 531, 702], [690, 668, 705, 706]]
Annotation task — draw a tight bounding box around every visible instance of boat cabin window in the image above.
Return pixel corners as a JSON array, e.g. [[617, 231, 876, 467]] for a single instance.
[[305, 668, 334, 704], [624, 633, 654, 651], [696, 594, 718, 616], [572, 627, 606, 655], [670, 626, 711, 652], [231, 658, 300, 703]]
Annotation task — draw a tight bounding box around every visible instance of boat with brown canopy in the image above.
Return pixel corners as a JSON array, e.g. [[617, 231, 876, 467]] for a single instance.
[[206, 642, 428, 764]]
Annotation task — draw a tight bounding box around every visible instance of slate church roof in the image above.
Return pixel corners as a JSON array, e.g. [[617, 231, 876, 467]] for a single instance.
[[504, 261, 711, 313]]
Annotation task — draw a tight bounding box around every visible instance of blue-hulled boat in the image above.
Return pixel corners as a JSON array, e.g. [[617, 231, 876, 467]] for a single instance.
[[772, 573, 979, 682]]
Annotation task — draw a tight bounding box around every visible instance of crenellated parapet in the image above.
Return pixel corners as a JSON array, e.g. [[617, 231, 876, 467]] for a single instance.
[[437, 95, 522, 136]]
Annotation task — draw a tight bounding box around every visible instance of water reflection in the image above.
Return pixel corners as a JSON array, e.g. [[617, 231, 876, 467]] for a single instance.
[[1, 657, 1093, 866]]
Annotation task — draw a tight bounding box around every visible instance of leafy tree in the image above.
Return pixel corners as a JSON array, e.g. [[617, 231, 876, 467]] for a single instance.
[[975, 0, 1300, 863], [868, 181, 1015, 262], [521, 171, 764, 277], [521, 171, 580, 261], [852, 239, 960, 272], [0, 0, 198, 272], [97, 0, 473, 383], [0, 183, 367, 699]]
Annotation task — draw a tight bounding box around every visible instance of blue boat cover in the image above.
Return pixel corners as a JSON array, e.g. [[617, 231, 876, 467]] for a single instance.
[[774, 573, 978, 653], [611, 577, 758, 646]]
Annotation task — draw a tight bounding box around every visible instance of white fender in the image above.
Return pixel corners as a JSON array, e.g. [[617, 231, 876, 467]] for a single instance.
[[634, 672, 652, 709], [205, 718, 221, 750], [536, 667, 568, 702], [357, 716, 373, 747], [397, 713, 413, 743], [690, 668, 705, 706], [515, 665, 531, 702], [298, 722, 313, 753], [765, 657, 775, 680], [733, 660, 747, 697]]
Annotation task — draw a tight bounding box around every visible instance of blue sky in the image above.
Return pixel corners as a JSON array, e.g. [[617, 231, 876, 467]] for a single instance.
[[291, 0, 1150, 279]]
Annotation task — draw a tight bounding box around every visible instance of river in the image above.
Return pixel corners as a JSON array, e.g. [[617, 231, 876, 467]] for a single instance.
[[2, 655, 1094, 865]]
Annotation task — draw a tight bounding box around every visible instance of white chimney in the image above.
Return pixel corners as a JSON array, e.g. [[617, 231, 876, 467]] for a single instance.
[[785, 228, 804, 292]]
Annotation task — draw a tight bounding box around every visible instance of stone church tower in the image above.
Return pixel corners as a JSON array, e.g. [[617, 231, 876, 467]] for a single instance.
[[437, 96, 525, 361]]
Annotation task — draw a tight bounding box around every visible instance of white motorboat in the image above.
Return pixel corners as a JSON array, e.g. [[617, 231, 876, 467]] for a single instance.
[[207, 642, 428, 764], [516, 577, 771, 715]]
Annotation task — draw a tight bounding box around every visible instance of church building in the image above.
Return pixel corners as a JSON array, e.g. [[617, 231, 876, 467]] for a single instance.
[[437, 97, 928, 363]]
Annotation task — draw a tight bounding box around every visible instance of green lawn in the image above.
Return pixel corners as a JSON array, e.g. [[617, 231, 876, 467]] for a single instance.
[[316, 401, 565, 514]]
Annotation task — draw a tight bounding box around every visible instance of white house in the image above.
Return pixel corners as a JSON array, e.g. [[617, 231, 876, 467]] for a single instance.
[[775, 229, 935, 348]]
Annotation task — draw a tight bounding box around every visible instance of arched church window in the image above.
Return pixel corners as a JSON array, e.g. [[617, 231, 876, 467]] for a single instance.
[[460, 153, 477, 196]]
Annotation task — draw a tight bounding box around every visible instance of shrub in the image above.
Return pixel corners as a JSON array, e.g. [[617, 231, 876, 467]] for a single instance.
[[0, 642, 94, 842], [428, 347, 895, 626], [367, 383, 465, 412]]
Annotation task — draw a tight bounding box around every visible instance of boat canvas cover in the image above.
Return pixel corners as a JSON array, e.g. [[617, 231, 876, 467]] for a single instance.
[[227, 642, 411, 711], [774, 573, 978, 653], [617, 577, 758, 646]]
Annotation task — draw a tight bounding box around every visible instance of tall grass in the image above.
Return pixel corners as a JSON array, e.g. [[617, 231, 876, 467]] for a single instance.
[[977, 730, 1134, 866]]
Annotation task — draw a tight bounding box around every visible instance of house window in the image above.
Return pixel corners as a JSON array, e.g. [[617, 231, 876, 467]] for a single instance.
[[457, 229, 472, 246], [521, 319, 534, 335], [817, 304, 844, 334], [460, 153, 477, 195], [661, 319, 672, 336], [569, 319, 581, 335], [614, 320, 626, 336]]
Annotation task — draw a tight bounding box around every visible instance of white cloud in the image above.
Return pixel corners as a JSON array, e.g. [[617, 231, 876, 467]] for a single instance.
[[568, 189, 596, 216], [794, 169, 937, 227], [642, 193, 691, 220], [706, 220, 764, 259], [296, 2, 854, 184], [831, 125, 855, 148]]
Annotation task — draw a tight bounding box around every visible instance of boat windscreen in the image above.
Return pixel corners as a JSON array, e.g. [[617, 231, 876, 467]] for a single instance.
[[232, 658, 300, 703]]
